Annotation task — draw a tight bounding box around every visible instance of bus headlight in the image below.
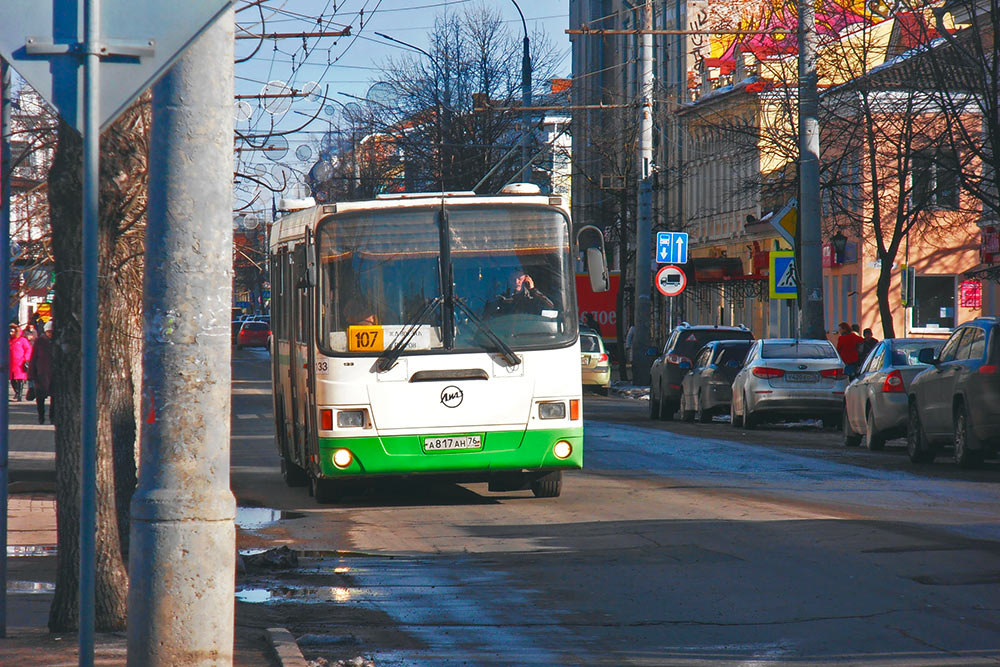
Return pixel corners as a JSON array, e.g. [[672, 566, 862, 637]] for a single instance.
[[337, 410, 365, 428], [553, 441, 572, 459], [538, 402, 566, 420], [332, 449, 353, 469]]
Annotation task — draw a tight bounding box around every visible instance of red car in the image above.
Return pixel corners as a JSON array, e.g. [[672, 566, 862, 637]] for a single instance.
[[236, 321, 270, 349]]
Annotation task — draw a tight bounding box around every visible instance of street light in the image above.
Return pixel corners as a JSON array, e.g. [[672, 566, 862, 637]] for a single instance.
[[831, 230, 848, 262], [509, 0, 532, 184]]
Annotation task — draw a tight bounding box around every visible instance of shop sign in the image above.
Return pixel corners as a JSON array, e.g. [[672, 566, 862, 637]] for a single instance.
[[959, 279, 982, 309]]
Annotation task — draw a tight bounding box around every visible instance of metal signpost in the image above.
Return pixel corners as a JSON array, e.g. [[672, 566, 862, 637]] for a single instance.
[[656, 231, 689, 265], [0, 1, 232, 663]]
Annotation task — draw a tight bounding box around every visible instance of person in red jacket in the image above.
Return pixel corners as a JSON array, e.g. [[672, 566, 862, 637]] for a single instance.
[[8, 323, 32, 401], [836, 321, 864, 378]]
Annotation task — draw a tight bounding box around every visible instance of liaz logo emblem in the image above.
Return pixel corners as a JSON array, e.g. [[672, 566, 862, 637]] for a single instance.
[[440, 385, 464, 408]]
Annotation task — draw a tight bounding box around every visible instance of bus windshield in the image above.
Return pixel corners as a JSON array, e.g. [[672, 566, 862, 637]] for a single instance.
[[317, 204, 576, 355]]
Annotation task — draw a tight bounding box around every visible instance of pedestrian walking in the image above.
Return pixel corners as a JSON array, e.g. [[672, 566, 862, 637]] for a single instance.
[[28, 321, 54, 423], [859, 328, 879, 364], [8, 323, 32, 401], [836, 321, 864, 378]]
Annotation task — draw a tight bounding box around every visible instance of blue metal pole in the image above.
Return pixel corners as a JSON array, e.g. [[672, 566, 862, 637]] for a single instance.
[[0, 57, 12, 640], [80, 0, 101, 663]]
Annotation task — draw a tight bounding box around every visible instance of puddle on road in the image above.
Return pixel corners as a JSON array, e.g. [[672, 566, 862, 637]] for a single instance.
[[235, 507, 306, 530], [236, 584, 379, 604], [7, 544, 57, 557], [7, 581, 55, 594]]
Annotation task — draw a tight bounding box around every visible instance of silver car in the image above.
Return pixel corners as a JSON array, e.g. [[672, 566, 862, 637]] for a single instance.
[[730, 338, 848, 429], [842, 338, 945, 450]]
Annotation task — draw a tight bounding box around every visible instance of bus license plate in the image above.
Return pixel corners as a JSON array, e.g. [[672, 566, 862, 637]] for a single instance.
[[423, 435, 482, 452]]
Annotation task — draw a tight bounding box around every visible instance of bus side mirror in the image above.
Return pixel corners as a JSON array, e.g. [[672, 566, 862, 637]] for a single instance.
[[586, 247, 609, 293], [298, 228, 318, 289]]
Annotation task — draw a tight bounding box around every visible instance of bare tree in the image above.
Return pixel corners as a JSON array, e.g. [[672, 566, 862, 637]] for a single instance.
[[820, 13, 980, 338], [372, 3, 561, 192], [46, 95, 149, 632]]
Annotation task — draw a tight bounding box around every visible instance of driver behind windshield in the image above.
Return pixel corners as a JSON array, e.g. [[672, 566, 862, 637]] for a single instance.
[[487, 269, 554, 316]]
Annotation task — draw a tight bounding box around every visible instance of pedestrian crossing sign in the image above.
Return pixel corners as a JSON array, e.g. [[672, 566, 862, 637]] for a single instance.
[[769, 250, 797, 300]]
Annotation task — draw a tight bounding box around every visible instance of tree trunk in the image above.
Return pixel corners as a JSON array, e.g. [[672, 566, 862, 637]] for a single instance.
[[875, 258, 896, 340], [47, 95, 148, 632]]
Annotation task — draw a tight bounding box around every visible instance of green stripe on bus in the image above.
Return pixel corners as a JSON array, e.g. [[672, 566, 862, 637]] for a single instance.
[[315, 427, 583, 477]]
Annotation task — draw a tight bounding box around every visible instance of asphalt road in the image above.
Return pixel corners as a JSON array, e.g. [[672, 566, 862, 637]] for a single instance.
[[231, 348, 1000, 666]]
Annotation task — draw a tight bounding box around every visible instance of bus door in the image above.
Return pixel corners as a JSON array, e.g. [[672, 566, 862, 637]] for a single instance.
[[292, 242, 313, 467], [275, 248, 295, 461], [288, 244, 304, 464]]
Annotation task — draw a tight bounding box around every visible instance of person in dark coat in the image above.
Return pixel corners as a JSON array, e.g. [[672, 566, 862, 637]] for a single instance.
[[28, 321, 54, 423]]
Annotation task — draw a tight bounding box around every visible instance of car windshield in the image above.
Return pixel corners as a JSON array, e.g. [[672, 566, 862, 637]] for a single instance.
[[581, 334, 602, 353], [242, 322, 268, 331], [673, 330, 752, 358], [761, 341, 837, 359], [317, 205, 575, 355], [891, 340, 945, 366]]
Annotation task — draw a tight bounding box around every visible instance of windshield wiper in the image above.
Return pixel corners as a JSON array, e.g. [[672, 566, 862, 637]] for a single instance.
[[452, 297, 521, 367], [376, 296, 443, 372]]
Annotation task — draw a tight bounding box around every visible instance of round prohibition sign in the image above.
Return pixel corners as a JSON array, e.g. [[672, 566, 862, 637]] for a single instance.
[[655, 265, 687, 297]]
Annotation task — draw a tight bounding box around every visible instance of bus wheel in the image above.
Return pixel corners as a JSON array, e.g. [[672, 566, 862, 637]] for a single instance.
[[280, 457, 309, 487], [530, 471, 562, 498], [311, 475, 343, 504]]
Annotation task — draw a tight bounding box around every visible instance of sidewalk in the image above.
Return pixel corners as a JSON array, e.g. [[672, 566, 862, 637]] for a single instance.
[[0, 396, 280, 665]]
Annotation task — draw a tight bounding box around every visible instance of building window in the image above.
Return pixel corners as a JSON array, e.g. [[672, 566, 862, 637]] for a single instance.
[[912, 150, 960, 210], [911, 275, 955, 331]]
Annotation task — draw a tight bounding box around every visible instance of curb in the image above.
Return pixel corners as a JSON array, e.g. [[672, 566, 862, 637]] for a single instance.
[[267, 627, 309, 667]]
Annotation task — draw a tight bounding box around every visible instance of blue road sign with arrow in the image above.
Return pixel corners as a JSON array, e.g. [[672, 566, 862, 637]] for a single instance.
[[656, 231, 689, 264]]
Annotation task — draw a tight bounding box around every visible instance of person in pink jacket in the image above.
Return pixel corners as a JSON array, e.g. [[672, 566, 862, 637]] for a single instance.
[[9, 323, 32, 401]]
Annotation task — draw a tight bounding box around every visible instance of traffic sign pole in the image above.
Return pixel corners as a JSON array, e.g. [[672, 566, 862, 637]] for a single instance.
[[0, 58, 10, 640], [79, 1, 102, 662]]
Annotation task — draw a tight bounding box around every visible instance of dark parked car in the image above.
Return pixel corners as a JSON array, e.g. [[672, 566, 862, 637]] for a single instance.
[[906, 317, 1000, 467], [650, 323, 754, 420], [237, 320, 271, 349], [680, 340, 752, 422], [843, 338, 945, 450]]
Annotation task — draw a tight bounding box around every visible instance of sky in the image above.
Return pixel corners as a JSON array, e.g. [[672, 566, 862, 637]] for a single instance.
[[233, 0, 571, 214]]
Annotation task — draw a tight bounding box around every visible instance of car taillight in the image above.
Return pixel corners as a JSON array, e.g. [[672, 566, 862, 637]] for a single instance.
[[881, 369, 904, 392], [666, 354, 691, 365], [598, 353, 608, 363], [980, 365, 998, 375], [820, 368, 846, 380], [752, 367, 784, 379]]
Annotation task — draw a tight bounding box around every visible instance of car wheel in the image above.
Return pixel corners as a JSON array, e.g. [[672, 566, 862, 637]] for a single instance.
[[743, 394, 757, 429], [821, 414, 841, 430], [695, 391, 711, 423], [863, 406, 886, 451], [843, 405, 861, 447], [907, 401, 935, 464], [660, 398, 677, 421], [530, 470, 562, 498], [953, 402, 984, 469], [680, 394, 695, 422], [730, 397, 743, 428], [648, 385, 661, 420], [598, 385, 609, 396], [280, 457, 309, 487], [311, 475, 343, 504]]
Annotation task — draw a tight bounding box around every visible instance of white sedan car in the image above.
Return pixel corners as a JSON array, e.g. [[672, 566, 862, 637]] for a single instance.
[[730, 338, 848, 429]]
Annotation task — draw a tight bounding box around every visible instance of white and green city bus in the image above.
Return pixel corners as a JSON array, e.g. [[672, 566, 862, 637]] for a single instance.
[[268, 185, 604, 503]]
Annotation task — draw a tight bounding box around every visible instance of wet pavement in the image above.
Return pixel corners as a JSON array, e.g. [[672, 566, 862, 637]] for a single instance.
[[230, 352, 1000, 665]]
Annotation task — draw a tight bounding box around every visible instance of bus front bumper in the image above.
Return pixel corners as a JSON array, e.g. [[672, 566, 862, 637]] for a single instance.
[[313, 427, 583, 479]]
